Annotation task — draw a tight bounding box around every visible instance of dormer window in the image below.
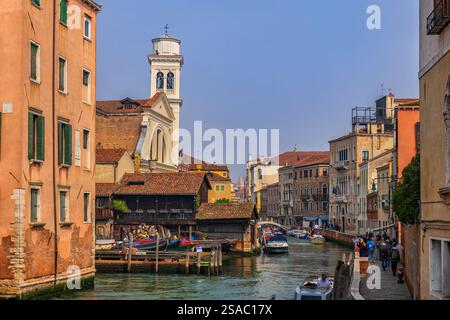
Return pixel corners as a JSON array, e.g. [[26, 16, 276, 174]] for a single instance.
[[128, 181, 145, 186], [120, 98, 140, 109]]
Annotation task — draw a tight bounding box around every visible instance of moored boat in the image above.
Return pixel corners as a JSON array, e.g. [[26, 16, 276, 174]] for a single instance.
[[288, 230, 309, 240], [265, 235, 289, 254], [310, 235, 326, 245], [294, 276, 334, 300]]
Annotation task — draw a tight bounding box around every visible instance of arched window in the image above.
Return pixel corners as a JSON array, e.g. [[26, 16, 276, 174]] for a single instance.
[[167, 72, 174, 90], [156, 72, 164, 90], [150, 129, 166, 164]]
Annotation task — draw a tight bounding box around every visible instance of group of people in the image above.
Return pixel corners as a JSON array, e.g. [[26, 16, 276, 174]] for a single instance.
[[354, 232, 404, 276]]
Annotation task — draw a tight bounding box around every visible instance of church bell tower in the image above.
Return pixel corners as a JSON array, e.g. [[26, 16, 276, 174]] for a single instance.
[[149, 26, 184, 141]]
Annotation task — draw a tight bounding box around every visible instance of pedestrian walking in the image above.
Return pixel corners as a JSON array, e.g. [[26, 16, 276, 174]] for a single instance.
[[367, 238, 375, 262], [379, 242, 388, 271]]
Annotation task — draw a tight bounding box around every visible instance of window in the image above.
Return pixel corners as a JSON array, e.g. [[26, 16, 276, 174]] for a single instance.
[[28, 112, 45, 161], [58, 121, 72, 166], [84, 15, 91, 39], [82, 129, 90, 169], [156, 72, 164, 89], [82, 69, 91, 102], [32, 0, 40, 7], [221, 186, 225, 191], [83, 193, 91, 223], [58, 57, 67, 93], [60, 0, 68, 25], [30, 189, 40, 223], [167, 72, 174, 89], [216, 185, 220, 191], [59, 191, 69, 223], [30, 42, 40, 82], [362, 151, 369, 161], [430, 238, 450, 298]]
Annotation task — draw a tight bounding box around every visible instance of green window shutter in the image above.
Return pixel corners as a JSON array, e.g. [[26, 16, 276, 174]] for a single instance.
[[31, 189, 38, 223], [64, 124, 72, 165], [36, 116, 45, 161], [58, 122, 63, 164], [28, 112, 35, 160], [60, 0, 68, 25], [32, 0, 40, 7]]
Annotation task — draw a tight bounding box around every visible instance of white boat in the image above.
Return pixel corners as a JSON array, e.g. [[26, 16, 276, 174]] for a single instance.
[[287, 230, 309, 240], [265, 235, 289, 254], [295, 276, 334, 300]]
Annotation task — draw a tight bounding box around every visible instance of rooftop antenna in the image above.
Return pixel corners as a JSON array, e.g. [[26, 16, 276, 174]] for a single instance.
[[164, 24, 169, 36], [381, 83, 386, 97]]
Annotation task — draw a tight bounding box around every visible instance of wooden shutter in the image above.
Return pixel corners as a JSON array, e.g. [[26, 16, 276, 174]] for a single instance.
[[36, 115, 45, 161], [28, 112, 34, 160], [60, 0, 68, 25], [30, 43, 38, 80], [64, 124, 72, 165], [58, 122, 63, 164]]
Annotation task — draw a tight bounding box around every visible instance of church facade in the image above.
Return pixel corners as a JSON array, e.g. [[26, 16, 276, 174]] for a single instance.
[[96, 31, 184, 173]]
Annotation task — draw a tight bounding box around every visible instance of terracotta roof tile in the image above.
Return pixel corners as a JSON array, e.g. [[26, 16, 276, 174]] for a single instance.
[[196, 203, 257, 220], [96, 183, 116, 197], [206, 172, 232, 182], [114, 172, 210, 196], [96, 149, 127, 164], [276, 151, 329, 167], [96, 114, 142, 152]]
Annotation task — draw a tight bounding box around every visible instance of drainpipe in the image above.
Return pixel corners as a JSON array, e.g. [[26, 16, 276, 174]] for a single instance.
[[52, 0, 58, 286]]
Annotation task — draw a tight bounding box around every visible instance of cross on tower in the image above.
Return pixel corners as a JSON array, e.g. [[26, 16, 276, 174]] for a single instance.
[[164, 24, 169, 36]]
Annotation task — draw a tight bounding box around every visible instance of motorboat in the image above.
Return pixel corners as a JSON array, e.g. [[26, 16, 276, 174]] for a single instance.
[[265, 235, 289, 254], [294, 276, 334, 300], [310, 235, 326, 245], [288, 230, 309, 240]]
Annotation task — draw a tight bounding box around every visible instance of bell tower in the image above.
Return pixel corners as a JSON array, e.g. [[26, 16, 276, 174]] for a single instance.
[[149, 26, 184, 141]]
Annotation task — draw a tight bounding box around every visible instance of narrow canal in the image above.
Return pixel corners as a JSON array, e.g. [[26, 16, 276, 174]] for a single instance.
[[55, 239, 351, 300]]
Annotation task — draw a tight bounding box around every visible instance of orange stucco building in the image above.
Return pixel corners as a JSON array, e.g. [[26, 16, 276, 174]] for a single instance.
[[0, 0, 101, 298], [393, 100, 420, 180]]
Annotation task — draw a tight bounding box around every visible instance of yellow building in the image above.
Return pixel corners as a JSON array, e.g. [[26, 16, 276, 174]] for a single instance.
[[206, 172, 233, 203], [417, 0, 450, 300]]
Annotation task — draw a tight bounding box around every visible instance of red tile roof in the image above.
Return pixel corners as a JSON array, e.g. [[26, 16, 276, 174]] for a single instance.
[[291, 153, 330, 168], [275, 151, 329, 167], [114, 172, 210, 196], [96, 92, 165, 115], [396, 99, 420, 107], [96, 114, 143, 152], [196, 202, 257, 220], [206, 172, 232, 182], [96, 149, 127, 164], [96, 183, 116, 197]]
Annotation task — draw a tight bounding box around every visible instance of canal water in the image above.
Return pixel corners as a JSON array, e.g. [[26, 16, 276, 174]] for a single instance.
[[54, 238, 351, 300]]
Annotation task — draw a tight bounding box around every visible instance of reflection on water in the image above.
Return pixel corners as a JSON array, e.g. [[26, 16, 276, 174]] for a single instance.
[[54, 239, 350, 300]]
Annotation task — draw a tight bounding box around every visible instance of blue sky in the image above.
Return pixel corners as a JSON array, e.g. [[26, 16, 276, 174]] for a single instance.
[[96, 0, 419, 181]]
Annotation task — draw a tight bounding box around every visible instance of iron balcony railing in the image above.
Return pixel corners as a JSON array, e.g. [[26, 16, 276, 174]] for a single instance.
[[427, 0, 450, 35]]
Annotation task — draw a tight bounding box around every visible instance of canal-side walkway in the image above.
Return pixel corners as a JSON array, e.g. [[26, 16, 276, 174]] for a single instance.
[[359, 263, 412, 300]]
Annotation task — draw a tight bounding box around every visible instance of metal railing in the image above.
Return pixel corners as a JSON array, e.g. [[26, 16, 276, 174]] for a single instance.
[[427, 0, 450, 35]]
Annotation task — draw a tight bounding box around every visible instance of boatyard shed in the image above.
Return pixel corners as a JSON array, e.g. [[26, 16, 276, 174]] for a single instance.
[[196, 203, 259, 253]]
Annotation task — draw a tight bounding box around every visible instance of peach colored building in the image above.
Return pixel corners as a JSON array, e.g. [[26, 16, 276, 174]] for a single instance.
[[0, 0, 101, 298]]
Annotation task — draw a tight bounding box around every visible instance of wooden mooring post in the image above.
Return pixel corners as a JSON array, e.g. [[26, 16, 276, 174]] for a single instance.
[[127, 234, 133, 273], [155, 232, 160, 273], [218, 245, 223, 274], [197, 251, 201, 275], [185, 249, 190, 274]]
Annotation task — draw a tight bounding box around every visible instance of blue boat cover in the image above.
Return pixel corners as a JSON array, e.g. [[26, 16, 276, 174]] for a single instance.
[[269, 235, 288, 242]]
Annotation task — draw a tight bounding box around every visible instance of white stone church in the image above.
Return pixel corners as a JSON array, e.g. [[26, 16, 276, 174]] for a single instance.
[[96, 31, 184, 173]]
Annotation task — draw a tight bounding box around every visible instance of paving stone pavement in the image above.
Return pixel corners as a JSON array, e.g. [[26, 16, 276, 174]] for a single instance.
[[359, 263, 412, 300]]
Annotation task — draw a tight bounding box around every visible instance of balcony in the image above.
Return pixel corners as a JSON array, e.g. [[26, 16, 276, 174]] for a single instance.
[[333, 160, 350, 171], [96, 209, 114, 220], [427, 0, 450, 35], [115, 210, 196, 225]]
